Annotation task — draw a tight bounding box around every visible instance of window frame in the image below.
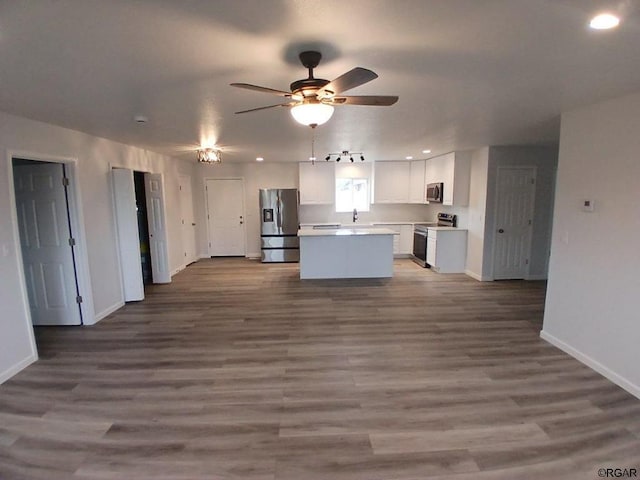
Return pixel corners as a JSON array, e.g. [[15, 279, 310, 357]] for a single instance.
[[335, 176, 370, 213]]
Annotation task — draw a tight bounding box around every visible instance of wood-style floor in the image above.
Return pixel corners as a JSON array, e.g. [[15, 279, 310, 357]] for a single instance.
[[1, 258, 638, 479]]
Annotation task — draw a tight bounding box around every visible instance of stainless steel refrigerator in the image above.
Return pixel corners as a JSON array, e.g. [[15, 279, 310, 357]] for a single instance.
[[259, 188, 300, 263]]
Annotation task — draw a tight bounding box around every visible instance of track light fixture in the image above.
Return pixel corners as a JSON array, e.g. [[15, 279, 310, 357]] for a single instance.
[[324, 150, 366, 163]]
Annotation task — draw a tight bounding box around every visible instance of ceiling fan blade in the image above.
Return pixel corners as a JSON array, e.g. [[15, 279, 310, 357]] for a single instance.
[[230, 83, 293, 97], [332, 95, 399, 106], [317, 68, 378, 97], [234, 102, 295, 114]]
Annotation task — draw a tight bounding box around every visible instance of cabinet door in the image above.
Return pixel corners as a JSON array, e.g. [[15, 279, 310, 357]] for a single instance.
[[299, 162, 335, 204], [373, 161, 411, 203], [424, 159, 434, 188], [426, 237, 437, 266], [408, 160, 426, 203], [442, 157, 455, 206], [399, 224, 414, 254]]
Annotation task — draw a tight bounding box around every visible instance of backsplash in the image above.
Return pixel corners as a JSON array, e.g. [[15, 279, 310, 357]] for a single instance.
[[299, 203, 467, 226]]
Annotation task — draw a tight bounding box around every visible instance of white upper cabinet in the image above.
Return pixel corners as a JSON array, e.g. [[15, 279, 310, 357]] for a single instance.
[[408, 160, 426, 203], [373, 161, 411, 204], [299, 162, 335, 205], [425, 152, 471, 206]]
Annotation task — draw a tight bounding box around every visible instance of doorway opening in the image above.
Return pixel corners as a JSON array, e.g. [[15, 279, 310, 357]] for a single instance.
[[133, 171, 153, 285], [205, 178, 246, 257], [112, 168, 171, 302], [492, 166, 537, 280], [12, 158, 84, 326]]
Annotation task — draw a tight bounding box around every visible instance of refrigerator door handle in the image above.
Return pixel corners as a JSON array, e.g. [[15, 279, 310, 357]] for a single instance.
[[276, 196, 282, 233]]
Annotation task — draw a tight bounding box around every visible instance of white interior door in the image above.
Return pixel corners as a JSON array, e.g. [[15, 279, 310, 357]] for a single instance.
[[112, 168, 144, 301], [13, 162, 82, 325], [493, 167, 536, 280], [179, 174, 197, 265], [144, 173, 171, 283], [206, 178, 245, 256]]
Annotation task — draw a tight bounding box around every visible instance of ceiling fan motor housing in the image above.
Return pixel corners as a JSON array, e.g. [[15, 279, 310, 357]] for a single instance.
[[290, 78, 330, 97]]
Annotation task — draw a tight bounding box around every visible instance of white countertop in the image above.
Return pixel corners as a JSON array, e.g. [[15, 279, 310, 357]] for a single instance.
[[298, 227, 398, 237], [427, 226, 467, 231], [300, 221, 437, 228]]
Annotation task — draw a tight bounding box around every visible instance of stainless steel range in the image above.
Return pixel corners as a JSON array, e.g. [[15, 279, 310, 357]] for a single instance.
[[412, 213, 457, 267]]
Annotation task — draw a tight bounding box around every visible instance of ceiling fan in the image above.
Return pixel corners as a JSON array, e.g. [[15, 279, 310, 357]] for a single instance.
[[230, 51, 398, 127]]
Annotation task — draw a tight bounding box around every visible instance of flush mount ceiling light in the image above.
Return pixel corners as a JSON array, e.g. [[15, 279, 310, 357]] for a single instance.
[[197, 148, 222, 164], [256, 157, 264, 162], [290, 101, 334, 127], [422, 149, 431, 154], [589, 13, 620, 30]]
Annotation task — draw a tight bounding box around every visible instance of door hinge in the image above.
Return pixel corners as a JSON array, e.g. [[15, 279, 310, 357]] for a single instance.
[[76, 295, 83, 304], [209, 242, 211, 247], [531, 178, 535, 185], [525, 259, 529, 265], [62, 177, 70, 187], [68, 238, 76, 246], [528, 219, 532, 225]]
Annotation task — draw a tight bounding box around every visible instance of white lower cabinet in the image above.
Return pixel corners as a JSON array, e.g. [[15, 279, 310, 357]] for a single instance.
[[427, 228, 467, 273], [373, 223, 414, 256], [426, 237, 437, 266]]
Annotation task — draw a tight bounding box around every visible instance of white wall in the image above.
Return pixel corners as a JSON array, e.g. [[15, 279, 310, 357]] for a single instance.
[[461, 147, 490, 280], [0, 111, 192, 383], [542, 91, 640, 398], [430, 146, 557, 281], [193, 162, 298, 257]]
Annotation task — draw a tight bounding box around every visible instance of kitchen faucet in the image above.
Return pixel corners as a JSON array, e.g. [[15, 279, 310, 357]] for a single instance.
[[352, 208, 358, 223]]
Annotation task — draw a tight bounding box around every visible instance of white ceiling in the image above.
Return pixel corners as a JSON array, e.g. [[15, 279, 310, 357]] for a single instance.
[[1, 0, 639, 163]]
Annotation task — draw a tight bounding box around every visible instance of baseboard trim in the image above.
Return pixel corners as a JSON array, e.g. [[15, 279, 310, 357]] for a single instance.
[[526, 274, 548, 280], [0, 353, 38, 384], [464, 270, 491, 281], [93, 301, 125, 324], [171, 266, 184, 276], [540, 330, 640, 400], [246, 252, 261, 259]]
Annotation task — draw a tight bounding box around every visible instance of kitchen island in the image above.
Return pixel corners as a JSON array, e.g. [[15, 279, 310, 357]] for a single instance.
[[298, 228, 396, 279]]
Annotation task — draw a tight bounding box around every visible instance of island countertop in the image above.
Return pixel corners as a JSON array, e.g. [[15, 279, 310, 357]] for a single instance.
[[298, 227, 397, 237]]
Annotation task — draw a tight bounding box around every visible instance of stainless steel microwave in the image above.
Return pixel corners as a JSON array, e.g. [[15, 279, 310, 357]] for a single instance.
[[426, 182, 443, 203]]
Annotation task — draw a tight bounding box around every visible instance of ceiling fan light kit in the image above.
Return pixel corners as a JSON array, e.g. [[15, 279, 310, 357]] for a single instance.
[[231, 50, 398, 128], [290, 102, 334, 127], [197, 148, 222, 164]]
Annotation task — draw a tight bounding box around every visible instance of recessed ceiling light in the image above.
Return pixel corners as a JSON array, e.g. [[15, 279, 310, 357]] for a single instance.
[[256, 157, 264, 162], [422, 149, 431, 154], [589, 13, 620, 30], [406, 156, 413, 160], [133, 115, 148, 124]]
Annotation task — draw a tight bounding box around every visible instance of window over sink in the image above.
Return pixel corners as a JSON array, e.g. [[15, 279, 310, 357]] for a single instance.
[[335, 177, 370, 213]]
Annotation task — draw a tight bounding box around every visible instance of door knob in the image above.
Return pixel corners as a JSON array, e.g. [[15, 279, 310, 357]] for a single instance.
[[498, 229, 504, 233], [191, 223, 196, 226]]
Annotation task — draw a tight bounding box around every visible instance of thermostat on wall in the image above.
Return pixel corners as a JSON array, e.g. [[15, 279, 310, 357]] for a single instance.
[[582, 199, 595, 212]]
